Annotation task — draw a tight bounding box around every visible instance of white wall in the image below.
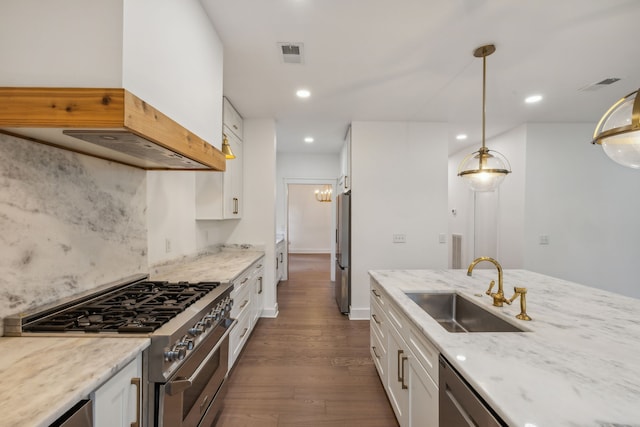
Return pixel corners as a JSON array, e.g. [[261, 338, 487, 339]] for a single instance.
[[287, 185, 333, 253], [351, 122, 449, 319], [227, 119, 278, 316], [524, 123, 640, 298], [275, 153, 340, 235]]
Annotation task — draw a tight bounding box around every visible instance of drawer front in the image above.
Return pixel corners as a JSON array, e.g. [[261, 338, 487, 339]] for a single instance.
[[370, 328, 387, 381], [370, 295, 386, 343], [229, 308, 251, 369], [408, 325, 439, 384], [370, 281, 386, 310], [386, 300, 406, 336], [231, 276, 252, 318]]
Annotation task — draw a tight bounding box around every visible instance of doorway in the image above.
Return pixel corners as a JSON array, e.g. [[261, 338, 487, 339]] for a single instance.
[[285, 181, 336, 280]]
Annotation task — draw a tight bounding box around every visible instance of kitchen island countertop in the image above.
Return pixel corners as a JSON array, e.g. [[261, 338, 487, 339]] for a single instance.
[[369, 269, 640, 427], [0, 336, 149, 427]]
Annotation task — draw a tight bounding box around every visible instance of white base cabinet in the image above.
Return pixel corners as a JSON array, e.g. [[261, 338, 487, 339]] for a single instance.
[[91, 353, 142, 427], [229, 256, 264, 371], [370, 279, 438, 427]]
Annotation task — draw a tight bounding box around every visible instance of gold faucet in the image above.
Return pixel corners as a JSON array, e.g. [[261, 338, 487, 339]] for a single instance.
[[466, 257, 509, 307]]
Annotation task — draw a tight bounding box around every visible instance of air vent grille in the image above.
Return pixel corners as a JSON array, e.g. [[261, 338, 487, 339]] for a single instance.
[[579, 77, 621, 92], [278, 42, 304, 64]]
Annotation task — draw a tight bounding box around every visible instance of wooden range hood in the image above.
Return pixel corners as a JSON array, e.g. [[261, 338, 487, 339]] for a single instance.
[[0, 87, 226, 171]]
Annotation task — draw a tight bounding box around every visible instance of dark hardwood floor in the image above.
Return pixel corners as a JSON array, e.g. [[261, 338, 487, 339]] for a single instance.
[[217, 253, 398, 427]]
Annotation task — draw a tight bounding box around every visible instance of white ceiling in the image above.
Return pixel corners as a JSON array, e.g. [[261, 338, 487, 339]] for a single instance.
[[201, 0, 640, 155]]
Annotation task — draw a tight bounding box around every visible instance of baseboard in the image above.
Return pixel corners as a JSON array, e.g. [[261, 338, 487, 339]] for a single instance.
[[348, 306, 370, 320], [289, 249, 331, 254], [261, 303, 279, 318]]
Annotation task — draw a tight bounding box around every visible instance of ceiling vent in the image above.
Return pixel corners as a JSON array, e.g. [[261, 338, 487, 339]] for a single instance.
[[278, 42, 304, 64], [579, 77, 621, 92]]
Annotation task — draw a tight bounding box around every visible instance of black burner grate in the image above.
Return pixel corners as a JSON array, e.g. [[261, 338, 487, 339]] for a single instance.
[[23, 281, 220, 333]]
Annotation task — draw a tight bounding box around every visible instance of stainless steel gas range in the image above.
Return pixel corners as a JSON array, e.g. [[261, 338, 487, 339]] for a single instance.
[[4, 274, 236, 427]]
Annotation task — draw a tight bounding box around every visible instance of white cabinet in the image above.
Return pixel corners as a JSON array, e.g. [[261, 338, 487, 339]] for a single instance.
[[195, 98, 243, 219], [91, 354, 142, 427], [228, 256, 265, 371], [339, 125, 351, 193], [223, 97, 243, 140], [370, 280, 439, 427], [275, 239, 287, 284]]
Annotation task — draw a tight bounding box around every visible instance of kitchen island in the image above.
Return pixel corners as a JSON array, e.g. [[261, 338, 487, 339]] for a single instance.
[[370, 269, 640, 427]]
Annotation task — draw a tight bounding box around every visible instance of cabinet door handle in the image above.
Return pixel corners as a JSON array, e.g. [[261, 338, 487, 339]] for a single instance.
[[372, 314, 382, 324], [130, 377, 141, 427], [401, 355, 408, 389], [397, 350, 404, 382], [258, 277, 263, 294], [233, 124, 238, 130], [280, 253, 283, 262], [233, 198, 239, 214], [372, 346, 380, 359], [345, 175, 349, 189]]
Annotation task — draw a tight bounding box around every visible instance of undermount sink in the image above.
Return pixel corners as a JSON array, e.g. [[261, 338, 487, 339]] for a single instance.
[[404, 292, 526, 333]]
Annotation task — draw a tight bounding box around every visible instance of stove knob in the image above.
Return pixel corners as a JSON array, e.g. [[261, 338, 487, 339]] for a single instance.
[[164, 345, 186, 362], [203, 315, 214, 328], [184, 338, 194, 350], [213, 309, 221, 321], [188, 323, 204, 336]]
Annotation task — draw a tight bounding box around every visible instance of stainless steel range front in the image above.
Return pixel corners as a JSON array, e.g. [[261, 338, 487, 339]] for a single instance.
[[5, 274, 236, 427]]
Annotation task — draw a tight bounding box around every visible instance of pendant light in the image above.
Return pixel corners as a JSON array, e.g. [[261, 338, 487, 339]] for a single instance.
[[221, 133, 235, 160], [591, 89, 640, 168], [458, 44, 511, 192]]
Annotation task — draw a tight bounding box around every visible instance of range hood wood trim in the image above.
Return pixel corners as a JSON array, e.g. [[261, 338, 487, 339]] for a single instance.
[[0, 87, 226, 171]]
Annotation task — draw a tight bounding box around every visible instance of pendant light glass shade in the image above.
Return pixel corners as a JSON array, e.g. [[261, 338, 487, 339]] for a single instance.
[[458, 147, 511, 192], [592, 89, 640, 169], [221, 134, 235, 160], [457, 44, 511, 192]]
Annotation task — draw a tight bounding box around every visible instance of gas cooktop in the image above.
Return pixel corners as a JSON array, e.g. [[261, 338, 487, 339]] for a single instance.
[[19, 279, 222, 334]]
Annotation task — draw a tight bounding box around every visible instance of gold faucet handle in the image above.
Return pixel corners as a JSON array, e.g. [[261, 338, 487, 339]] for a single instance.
[[485, 280, 495, 296]]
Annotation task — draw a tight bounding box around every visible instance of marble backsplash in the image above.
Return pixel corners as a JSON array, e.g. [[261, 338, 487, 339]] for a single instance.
[[0, 133, 148, 335]]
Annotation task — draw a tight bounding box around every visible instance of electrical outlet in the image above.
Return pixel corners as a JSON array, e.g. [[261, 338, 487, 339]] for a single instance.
[[539, 235, 549, 245], [393, 234, 406, 243], [165, 238, 172, 253], [439, 233, 447, 243]]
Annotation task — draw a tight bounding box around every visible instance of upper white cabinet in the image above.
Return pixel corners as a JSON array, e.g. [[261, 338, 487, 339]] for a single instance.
[[339, 125, 351, 193], [196, 97, 244, 219], [223, 97, 244, 140]]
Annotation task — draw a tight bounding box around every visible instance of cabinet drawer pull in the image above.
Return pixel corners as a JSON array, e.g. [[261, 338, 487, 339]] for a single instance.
[[371, 289, 381, 298], [372, 314, 382, 324], [397, 350, 404, 382], [240, 299, 249, 309], [233, 197, 239, 214], [401, 355, 408, 389], [240, 327, 249, 338], [256, 264, 263, 268], [258, 277, 263, 294], [279, 253, 283, 262], [241, 278, 249, 284], [372, 346, 380, 359], [131, 377, 141, 427]]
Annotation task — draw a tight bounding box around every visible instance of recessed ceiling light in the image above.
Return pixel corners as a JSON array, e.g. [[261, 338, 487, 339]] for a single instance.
[[456, 134, 468, 140], [296, 89, 311, 98], [525, 94, 543, 104], [304, 137, 314, 143]]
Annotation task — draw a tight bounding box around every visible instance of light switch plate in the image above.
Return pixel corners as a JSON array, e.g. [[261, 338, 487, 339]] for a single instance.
[[393, 234, 406, 243]]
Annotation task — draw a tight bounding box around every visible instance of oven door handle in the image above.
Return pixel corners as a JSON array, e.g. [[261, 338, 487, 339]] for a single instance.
[[165, 318, 238, 396]]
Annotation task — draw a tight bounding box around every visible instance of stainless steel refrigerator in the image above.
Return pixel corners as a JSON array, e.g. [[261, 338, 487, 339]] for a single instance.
[[335, 191, 351, 314]]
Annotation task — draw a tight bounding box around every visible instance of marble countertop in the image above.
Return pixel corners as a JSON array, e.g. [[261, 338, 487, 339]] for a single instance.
[[369, 269, 640, 427], [150, 248, 265, 283], [0, 336, 149, 427]]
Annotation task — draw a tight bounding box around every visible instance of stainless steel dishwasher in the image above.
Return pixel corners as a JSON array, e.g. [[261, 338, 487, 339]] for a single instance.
[[439, 355, 507, 427]]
